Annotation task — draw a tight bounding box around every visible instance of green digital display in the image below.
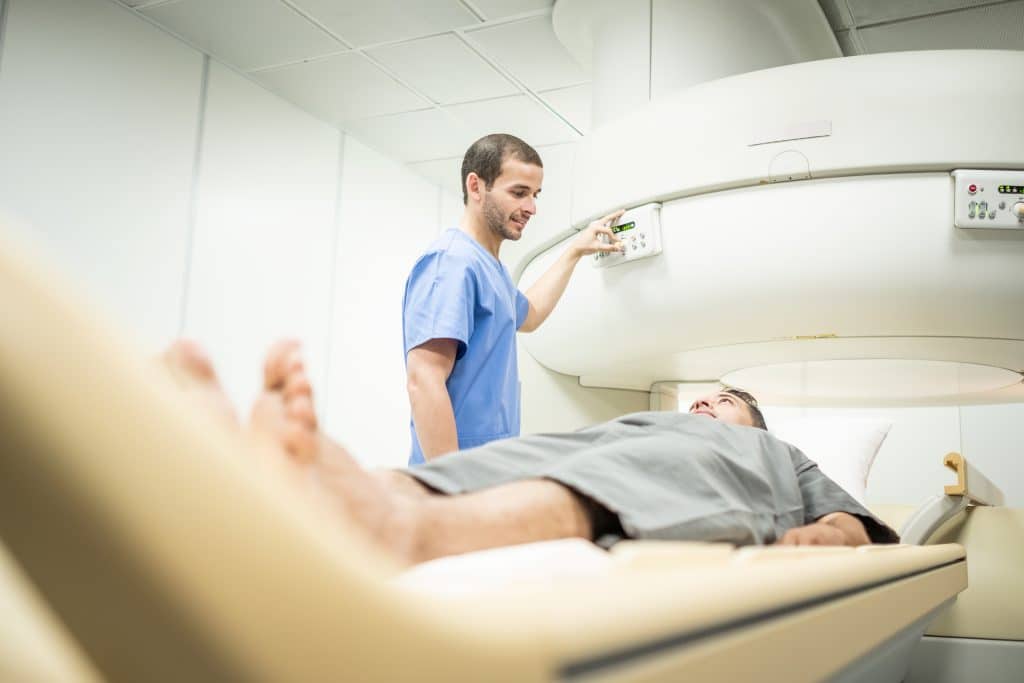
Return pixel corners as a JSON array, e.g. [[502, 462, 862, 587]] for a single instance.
[[611, 221, 636, 234], [998, 185, 1024, 195]]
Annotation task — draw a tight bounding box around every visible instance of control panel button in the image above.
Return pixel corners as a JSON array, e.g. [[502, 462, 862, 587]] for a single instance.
[[968, 184, 978, 194], [1013, 202, 1024, 220]]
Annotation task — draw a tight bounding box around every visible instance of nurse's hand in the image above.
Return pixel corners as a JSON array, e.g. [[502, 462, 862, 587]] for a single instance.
[[569, 209, 627, 259]]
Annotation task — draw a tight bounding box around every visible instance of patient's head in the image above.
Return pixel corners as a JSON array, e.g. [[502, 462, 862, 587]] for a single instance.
[[688, 387, 767, 430]]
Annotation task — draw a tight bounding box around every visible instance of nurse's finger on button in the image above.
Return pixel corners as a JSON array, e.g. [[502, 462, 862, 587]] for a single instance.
[[604, 209, 626, 225]]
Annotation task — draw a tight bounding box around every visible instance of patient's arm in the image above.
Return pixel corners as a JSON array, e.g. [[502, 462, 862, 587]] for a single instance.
[[777, 512, 871, 547]]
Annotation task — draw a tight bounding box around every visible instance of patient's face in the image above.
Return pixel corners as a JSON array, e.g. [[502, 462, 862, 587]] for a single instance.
[[688, 392, 755, 427]]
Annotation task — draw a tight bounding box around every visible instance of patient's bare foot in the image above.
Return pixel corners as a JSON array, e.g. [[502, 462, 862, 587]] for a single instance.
[[249, 340, 419, 564], [159, 339, 238, 426]]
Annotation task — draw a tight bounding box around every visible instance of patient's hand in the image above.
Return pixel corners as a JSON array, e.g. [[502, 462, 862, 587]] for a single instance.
[[776, 512, 871, 547], [776, 522, 847, 546]]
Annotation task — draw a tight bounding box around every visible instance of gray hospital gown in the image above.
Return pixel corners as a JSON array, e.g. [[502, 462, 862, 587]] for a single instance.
[[406, 412, 899, 546]]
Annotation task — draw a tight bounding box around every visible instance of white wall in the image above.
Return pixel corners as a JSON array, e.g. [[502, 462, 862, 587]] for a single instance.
[[0, 0, 202, 348], [0, 0, 448, 468], [322, 138, 440, 468], [182, 61, 340, 414]]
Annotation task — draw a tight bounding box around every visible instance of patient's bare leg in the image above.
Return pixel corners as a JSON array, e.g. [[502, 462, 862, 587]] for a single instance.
[[250, 341, 595, 565]]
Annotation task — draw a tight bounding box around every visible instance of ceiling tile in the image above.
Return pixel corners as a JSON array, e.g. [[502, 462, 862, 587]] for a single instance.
[[408, 157, 463, 196], [467, 15, 588, 91], [291, 0, 480, 47], [253, 52, 431, 124], [846, 0, 997, 27], [471, 0, 554, 20], [367, 34, 519, 104], [538, 83, 591, 135], [141, 0, 343, 71], [344, 109, 475, 162], [857, 2, 1024, 52], [445, 94, 581, 147]]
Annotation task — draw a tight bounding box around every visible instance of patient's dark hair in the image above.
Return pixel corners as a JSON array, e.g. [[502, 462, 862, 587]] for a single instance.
[[460, 133, 543, 204], [722, 387, 768, 431]]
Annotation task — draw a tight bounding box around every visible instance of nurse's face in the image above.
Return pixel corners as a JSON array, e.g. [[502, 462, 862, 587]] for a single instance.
[[481, 158, 543, 241], [688, 392, 755, 427]]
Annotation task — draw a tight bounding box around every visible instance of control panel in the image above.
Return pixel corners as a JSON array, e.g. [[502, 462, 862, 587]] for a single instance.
[[952, 169, 1024, 229], [591, 203, 663, 268]]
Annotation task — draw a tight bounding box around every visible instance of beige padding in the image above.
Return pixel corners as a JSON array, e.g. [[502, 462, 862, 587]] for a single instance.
[[926, 507, 1024, 640], [0, 225, 967, 682], [871, 502, 1024, 641], [0, 540, 101, 682]]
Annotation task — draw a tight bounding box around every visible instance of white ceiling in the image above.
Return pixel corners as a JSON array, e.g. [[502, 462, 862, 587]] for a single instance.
[[118, 0, 1024, 192]]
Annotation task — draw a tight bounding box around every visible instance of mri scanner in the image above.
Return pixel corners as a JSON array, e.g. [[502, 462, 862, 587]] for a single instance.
[[1, 0, 1023, 680]]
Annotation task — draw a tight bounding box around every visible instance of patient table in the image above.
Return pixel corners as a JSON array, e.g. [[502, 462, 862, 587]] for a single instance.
[[0, 232, 980, 681]]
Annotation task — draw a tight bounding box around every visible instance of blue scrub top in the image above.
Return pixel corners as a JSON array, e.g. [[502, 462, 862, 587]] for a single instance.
[[403, 229, 530, 466]]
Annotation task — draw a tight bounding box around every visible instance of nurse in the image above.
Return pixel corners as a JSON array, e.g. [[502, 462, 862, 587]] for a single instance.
[[402, 133, 624, 465]]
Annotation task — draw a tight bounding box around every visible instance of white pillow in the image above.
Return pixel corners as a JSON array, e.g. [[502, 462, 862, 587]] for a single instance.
[[770, 417, 892, 504]]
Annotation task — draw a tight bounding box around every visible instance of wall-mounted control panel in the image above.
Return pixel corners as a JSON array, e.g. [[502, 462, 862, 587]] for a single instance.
[[952, 169, 1024, 229], [592, 202, 663, 268]]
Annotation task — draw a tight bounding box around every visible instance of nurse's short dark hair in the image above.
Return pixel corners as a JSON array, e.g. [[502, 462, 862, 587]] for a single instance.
[[461, 133, 543, 204], [722, 387, 768, 431]]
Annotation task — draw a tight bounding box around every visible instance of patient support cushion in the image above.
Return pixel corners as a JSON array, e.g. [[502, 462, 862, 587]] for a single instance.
[[770, 417, 891, 504]]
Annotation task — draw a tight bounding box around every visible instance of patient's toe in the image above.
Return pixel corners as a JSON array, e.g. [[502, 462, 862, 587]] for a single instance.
[[284, 369, 313, 402], [287, 394, 317, 430], [161, 339, 238, 426], [263, 339, 300, 391], [163, 339, 217, 384]]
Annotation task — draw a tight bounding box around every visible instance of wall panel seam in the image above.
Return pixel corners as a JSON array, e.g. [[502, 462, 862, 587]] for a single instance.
[[178, 54, 210, 336], [321, 132, 347, 422]]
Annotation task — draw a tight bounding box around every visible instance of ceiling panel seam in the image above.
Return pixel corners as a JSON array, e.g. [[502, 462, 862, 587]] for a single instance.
[[461, 8, 554, 33], [457, 0, 487, 22], [125, 0, 178, 10], [453, 28, 584, 137], [848, 26, 867, 54], [270, 5, 454, 115], [278, 0, 353, 49], [0, 0, 8, 79], [248, 7, 553, 73], [847, 0, 1021, 30], [245, 48, 353, 74]]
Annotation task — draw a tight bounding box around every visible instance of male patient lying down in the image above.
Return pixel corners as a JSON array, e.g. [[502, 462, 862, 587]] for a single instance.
[[163, 340, 898, 567]]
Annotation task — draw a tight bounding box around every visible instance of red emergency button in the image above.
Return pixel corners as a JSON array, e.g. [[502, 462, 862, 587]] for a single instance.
[[968, 184, 978, 194]]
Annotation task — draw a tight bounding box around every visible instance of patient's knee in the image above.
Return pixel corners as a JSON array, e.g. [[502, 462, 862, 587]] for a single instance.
[[371, 469, 435, 499]]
